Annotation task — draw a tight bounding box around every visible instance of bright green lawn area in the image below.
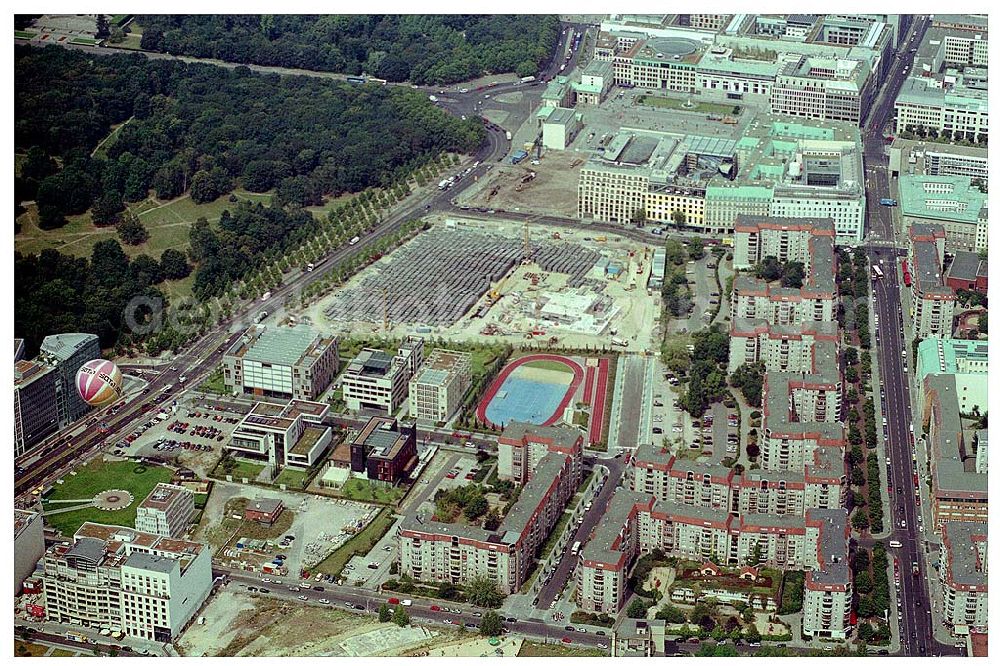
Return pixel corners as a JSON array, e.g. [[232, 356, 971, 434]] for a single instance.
[[518, 642, 605, 657], [273, 467, 310, 489], [636, 94, 739, 116], [523, 359, 573, 373], [70, 37, 100, 45], [42, 459, 173, 536], [340, 478, 405, 504], [312, 507, 395, 576], [15, 30, 37, 39], [225, 459, 266, 482]]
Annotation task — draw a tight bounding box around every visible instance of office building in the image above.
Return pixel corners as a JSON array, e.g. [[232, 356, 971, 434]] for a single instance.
[[771, 55, 874, 124], [573, 60, 613, 105], [888, 138, 988, 187], [341, 337, 424, 414], [899, 175, 988, 253], [15, 510, 45, 595], [497, 421, 584, 486], [40, 522, 212, 642], [38, 332, 100, 428], [541, 107, 583, 150], [399, 449, 579, 594], [894, 73, 988, 143], [408, 349, 472, 424], [350, 416, 417, 486], [228, 399, 331, 469], [134, 484, 195, 538], [907, 224, 956, 339], [223, 324, 338, 401], [938, 521, 988, 636], [14, 359, 58, 457]]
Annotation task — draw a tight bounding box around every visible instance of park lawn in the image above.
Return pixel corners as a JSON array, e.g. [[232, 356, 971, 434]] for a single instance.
[[305, 191, 359, 219], [160, 276, 195, 304], [637, 95, 738, 116], [15, 641, 51, 657], [312, 507, 395, 577], [42, 459, 174, 536], [340, 478, 405, 504], [523, 359, 573, 373], [15, 190, 274, 261], [15, 30, 37, 39], [49, 648, 87, 657], [517, 642, 604, 657], [273, 467, 310, 489]]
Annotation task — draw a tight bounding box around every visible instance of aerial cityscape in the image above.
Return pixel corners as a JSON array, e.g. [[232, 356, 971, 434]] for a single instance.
[[13, 11, 988, 658]]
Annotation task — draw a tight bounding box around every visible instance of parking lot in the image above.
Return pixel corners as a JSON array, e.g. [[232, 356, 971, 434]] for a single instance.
[[114, 398, 246, 477]]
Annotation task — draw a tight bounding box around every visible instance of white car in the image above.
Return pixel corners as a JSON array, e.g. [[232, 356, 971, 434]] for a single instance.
[[401, 599, 413, 606], [319, 598, 330, 605]]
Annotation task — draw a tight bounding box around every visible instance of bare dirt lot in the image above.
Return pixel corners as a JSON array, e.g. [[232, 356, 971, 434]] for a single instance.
[[179, 587, 456, 656], [456, 150, 585, 218]]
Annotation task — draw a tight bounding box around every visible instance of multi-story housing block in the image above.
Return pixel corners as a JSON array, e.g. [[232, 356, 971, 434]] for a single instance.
[[497, 420, 583, 486], [907, 224, 956, 339], [40, 523, 212, 642], [938, 521, 988, 635], [134, 484, 195, 538]]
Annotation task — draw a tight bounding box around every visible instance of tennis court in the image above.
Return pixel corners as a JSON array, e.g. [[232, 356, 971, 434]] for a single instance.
[[477, 354, 583, 427]]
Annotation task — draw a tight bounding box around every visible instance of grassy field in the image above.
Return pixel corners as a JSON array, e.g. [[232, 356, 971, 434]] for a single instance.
[[197, 367, 228, 395], [225, 459, 266, 482], [15, 190, 273, 260], [312, 507, 395, 576], [42, 459, 174, 536], [273, 467, 310, 489], [15, 30, 37, 39], [517, 641, 604, 657], [15, 641, 51, 657], [636, 94, 739, 116], [523, 359, 573, 374], [340, 478, 405, 504]]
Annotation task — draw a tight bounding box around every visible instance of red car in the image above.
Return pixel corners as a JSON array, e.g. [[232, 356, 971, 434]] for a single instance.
[[561, 637, 572, 644], [430, 605, 441, 612], [388, 598, 400, 605]]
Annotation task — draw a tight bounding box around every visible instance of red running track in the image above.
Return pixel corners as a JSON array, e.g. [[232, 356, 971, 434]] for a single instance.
[[587, 358, 609, 445], [476, 354, 584, 428], [583, 365, 595, 404]]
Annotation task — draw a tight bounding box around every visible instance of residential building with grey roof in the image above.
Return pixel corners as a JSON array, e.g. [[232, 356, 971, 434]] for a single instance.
[[938, 521, 988, 634], [907, 224, 956, 339]]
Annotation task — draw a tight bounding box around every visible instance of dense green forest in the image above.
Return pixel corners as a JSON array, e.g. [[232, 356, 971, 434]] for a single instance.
[[137, 15, 560, 84], [15, 44, 483, 228], [15, 44, 483, 355]]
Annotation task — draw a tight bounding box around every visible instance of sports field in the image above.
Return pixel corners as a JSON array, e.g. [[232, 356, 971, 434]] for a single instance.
[[477, 354, 584, 427], [41, 458, 174, 536]]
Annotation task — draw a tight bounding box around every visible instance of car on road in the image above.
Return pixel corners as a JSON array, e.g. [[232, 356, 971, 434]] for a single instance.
[[430, 605, 441, 612], [464, 623, 478, 629], [443, 619, 454, 625], [598, 643, 609, 649], [565, 626, 575, 632], [297, 595, 308, 601], [319, 599, 330, 605], [561, 637, 572, 644]]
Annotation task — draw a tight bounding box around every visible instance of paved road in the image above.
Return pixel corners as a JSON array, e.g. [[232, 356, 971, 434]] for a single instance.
[[859, 15, 959, 658]]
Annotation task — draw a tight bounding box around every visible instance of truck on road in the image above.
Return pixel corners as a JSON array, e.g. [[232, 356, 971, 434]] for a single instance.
[[879, 198, 898, 206], [510, 150, 528, 165], [611, 337, 629, 347], [520, 75, 536, 84]]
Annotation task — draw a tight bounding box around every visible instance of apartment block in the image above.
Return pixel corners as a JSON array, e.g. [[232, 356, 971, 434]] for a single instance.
[[40, 522, 212, 642], [938, 521, 988, 635], [802, 509, 853, 639], [915, 338, 988, 417], [350, 416, 418, 486], [408, 349, 472, 424], [14, 359, 58, 458], [341, 337, 424, 414], [907, 224, 956, 339], [497, 421, 583, 486], [15, 510, 45, 595], [399, 450, 578, 594], [923, 375, 987, 531], [223, 324, 338, 401], [134, 484, 195, 538], [729, 319, 840, 374]]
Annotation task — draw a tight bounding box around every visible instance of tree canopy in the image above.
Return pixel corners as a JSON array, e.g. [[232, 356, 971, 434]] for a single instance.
[[137, 15, 560, 84], [16, 44, 484, 226]]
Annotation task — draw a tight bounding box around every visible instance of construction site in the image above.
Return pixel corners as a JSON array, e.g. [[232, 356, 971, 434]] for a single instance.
[[455, 150, 585, 218], [308, 217, 663, 353]]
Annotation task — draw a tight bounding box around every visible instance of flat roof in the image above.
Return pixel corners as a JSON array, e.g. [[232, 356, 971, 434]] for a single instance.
[[289, 424, 326, 456], [242, 325, 319, 367], [899, 175, 986, 224], [139, 483, 190, 510]]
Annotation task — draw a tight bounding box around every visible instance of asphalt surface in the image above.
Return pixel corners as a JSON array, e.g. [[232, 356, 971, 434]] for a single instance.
[[859, 15, 959, 658]]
